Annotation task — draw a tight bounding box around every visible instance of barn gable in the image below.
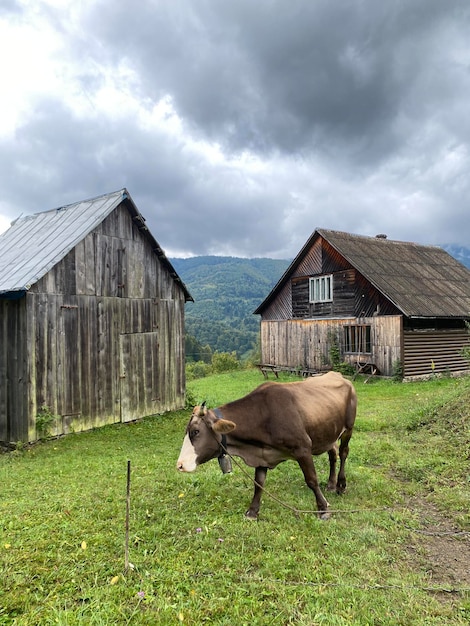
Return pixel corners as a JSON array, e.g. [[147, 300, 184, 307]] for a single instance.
[[0, 189, 192, 443], [0, 189, 191, 301], [255, 229, 470, 379]]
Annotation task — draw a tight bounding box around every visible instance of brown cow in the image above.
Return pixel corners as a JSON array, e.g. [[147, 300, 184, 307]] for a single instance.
[[177, 371, 357, 520]]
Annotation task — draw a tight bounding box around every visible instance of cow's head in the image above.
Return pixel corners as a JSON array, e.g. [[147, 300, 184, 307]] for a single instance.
[[177, 402, 236, 472]]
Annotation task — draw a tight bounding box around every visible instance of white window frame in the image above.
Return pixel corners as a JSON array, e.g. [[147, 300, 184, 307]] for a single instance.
[[309, 274, 333, 303]]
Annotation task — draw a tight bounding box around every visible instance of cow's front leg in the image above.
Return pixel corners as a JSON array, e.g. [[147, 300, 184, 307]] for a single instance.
[[246, 466, 268, 520], [297, 455, 330, 520]]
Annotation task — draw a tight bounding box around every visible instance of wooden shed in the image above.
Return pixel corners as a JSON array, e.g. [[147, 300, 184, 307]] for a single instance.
[[254, 229, 470, 379], [0, 189, 193, 443]]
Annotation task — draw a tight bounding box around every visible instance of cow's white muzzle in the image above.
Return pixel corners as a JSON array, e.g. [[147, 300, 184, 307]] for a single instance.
[[177, 434, 198, 472]]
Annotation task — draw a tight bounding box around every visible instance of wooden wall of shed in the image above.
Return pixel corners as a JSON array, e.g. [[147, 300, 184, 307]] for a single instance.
[[24, 291, 185, 437], [403, 329, 470, 378], [292, 269, 357, 318], [0, 298, 30, 442], [27, 293, 118, 436], [260, 316, 402, 376], [259, 280, 292, 320], [3, 202, 187, 442], [290, 270, 400, 320]]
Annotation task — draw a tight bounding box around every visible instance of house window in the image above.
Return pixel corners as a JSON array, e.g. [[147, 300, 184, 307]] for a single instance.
[[344, 325, 371, 354], [309, 275, 333, 303]]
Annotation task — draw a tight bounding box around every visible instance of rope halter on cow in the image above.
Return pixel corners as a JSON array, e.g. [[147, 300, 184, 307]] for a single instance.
[[207, 405, 232, 474]]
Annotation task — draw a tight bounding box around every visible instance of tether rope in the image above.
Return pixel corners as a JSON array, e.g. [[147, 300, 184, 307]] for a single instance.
[[219, 440, 470, 530]]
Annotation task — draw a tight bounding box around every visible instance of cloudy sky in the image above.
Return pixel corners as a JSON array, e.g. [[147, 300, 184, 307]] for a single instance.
[[1, 0, 470, 259]]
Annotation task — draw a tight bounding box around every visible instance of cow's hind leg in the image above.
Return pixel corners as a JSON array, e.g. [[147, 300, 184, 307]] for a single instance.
[[246, 466, 268, 520], [297, 454, 330, 520], [336, 428, 353, 494], [326, 444, 338, 491]]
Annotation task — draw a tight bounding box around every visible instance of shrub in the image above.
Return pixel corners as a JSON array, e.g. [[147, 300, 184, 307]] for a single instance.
[[184, 388, 197, 410], [461, 319, 470, 363], [186, 361, 211, 381], [328, 330, 341, 369], [36, 405, 58, 440], [211, 351, 240, 373], [327, 330, 354, 376], [335, 361, 355, 376], [392, 359, 404, 382]]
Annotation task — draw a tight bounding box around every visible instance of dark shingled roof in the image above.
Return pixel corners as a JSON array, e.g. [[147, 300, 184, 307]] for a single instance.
[[256, 229, 470, 318]]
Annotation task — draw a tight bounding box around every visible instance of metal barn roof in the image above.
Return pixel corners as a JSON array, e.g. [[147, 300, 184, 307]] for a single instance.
[[0, 188, 192, 300]]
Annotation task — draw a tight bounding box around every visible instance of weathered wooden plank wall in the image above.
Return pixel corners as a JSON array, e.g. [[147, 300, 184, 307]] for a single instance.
[[403, 330, 470, 377], [290, 269, 400, 320], [259, 279, 292, 320], [1, 201, 187, 443], [0, 298, 29, 442], [0, 301, 7, 442], [261, 315, 469, 378], [260, 316, 403, 375], [261, 319, 338, 371]]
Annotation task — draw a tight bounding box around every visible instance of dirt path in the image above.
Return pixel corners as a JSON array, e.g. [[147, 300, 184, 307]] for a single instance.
[[407, 496, 470, 598]]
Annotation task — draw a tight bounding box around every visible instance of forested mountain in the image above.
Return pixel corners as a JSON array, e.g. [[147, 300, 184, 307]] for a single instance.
[[171, 256, 290, 360], [172, 247, 470, 361]]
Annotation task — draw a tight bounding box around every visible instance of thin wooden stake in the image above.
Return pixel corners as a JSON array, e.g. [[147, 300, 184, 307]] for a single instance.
[[125, 459, 131, 572]]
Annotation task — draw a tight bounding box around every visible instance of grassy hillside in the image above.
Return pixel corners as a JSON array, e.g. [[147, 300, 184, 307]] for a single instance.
[[172, 256, 290, 358], [1, 372, 469, 624]]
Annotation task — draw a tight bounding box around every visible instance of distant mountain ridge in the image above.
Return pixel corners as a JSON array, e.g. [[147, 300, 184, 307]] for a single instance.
[[442, 245, 470, 269], [172, 246, 470, 358]]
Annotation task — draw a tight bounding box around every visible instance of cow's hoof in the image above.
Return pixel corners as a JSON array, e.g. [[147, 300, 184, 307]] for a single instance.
[[319, 510, 331, 521], [326, 481, 337, 492], [245, 510, 258, 520]]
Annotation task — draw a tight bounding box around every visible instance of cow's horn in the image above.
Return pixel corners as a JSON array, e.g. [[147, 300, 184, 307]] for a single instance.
[[198, 401, 206, 416]]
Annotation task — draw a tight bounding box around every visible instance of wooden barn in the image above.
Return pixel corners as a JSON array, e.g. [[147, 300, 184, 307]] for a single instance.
[[254, 229, 470, 380], [0, 189, 193, 443]]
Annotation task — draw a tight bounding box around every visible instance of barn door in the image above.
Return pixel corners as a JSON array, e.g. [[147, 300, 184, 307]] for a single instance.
[[119, 332, 160, 422], [58, 302, 81, 428]]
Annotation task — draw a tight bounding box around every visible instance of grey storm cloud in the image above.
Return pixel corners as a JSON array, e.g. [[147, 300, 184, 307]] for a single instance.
[[84, 0, 465, 158], [1, 0, 470, 257]]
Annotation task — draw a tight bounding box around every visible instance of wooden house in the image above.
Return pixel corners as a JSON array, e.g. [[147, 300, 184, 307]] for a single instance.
[[254, 229, 470, 379], [0, 189, 193, 443]]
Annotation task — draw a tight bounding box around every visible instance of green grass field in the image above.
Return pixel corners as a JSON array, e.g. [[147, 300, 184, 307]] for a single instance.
[[1, 370, 469, 625]]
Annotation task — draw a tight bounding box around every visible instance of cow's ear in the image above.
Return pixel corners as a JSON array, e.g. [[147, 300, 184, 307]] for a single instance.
[[213, 419, 236, 434]]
